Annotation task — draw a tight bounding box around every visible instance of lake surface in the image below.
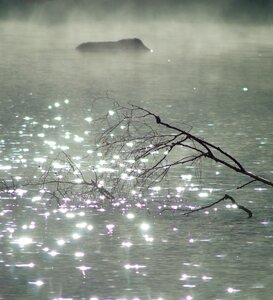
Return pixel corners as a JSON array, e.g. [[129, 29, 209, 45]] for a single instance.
[[0, 21, 273, 300]]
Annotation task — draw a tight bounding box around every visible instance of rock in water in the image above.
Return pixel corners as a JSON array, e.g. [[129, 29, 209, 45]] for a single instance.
[[76, 38, 150, 53]]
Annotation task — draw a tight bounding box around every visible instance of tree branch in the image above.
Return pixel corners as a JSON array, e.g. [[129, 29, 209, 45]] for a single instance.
[[160, 194, 252, 218]]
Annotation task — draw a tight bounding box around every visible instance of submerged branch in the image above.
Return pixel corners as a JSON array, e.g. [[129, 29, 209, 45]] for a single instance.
[[160, 194, 253, 218]]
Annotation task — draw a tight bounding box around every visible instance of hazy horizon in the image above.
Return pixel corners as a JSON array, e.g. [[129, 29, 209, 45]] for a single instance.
[[1, 0, 273, 25]]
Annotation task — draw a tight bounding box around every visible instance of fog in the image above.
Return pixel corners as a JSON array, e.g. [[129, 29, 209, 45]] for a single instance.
[[1, 0, 273, 50], [1, 0, 273, 114], [1, 0, 273, 24], [1, 11, 273, 65]]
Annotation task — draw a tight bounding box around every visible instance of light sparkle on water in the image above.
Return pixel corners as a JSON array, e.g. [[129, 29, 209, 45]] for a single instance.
[[13, 237, 33, 247], [74, 252, 85, 257], [85, 117, 93, 123], [29, 280, 44, 286], [126, 213, 135, 219], [66, 212, 75, 219], [227, 287, 240, 293], [15, 262, 35, 268], [48, 250, 59, 257], [76, 222, 87, 228], [140, 223, 150, 231], [121, 241, 133, 248], [72, 233, 81, 240], [56, 239, 66, 246], [77, 266, 91, 271], [124, 264, 146, 270]]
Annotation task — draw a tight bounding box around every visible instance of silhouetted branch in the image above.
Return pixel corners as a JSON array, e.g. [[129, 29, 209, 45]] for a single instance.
[[0, 151, 114, 207], [94, 103, 273, 217], [160, 194, 252, 218], [1, 102, 272, 219]]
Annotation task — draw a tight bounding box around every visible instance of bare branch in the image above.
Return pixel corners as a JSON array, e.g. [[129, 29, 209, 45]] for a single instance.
[[160, 194, 252, 218], [1, 102, 271, 219]]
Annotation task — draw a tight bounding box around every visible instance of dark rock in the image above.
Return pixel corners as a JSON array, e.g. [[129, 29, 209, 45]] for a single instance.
[[76, 38, 150, 53]]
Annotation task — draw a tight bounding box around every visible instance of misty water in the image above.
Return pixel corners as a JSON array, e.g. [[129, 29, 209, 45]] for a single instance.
[[0, 21, 273, 300]]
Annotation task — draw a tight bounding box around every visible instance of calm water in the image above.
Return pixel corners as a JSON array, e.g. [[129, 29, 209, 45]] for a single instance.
[[0, 21, 273, 300]]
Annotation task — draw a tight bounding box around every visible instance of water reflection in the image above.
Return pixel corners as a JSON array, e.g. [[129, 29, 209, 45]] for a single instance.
[[1, 197, 273, 299], [0, 25, 273, 300]]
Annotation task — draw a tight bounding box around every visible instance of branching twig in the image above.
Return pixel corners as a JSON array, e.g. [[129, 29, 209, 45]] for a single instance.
[[160, 194, 253, 218], [1, 102, 272, 219], [94, 103, 273, 217]]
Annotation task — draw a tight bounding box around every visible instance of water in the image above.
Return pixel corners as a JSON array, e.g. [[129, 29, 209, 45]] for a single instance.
[[0, 21, 273, 300]]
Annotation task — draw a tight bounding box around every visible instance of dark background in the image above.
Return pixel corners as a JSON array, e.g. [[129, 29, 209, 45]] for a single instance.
[[1, 0, 273, 24]]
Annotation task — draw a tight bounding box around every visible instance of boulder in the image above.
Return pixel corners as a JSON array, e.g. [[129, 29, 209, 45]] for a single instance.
[[76, 38, 150, 53]]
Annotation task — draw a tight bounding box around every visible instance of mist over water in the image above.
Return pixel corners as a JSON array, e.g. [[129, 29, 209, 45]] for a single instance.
[[1, 18, 273, 143], [1, 4, 273, 299], [2, 0, 273, 24]]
